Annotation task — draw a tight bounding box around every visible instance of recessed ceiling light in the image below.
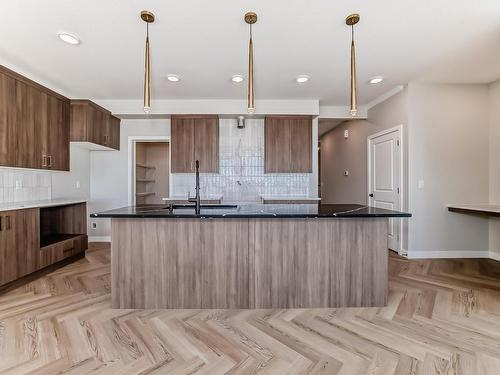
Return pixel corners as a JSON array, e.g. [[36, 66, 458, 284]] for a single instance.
[[296, 75, 310, 83], [369, 76, 384, 84], [167, 74, 180, 82], [231, 75, 244, 83], [58, 32, 80, 45]]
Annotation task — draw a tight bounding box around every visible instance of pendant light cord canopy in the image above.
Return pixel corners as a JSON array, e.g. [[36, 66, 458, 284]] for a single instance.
[[141, 10, 155, 114], [245, 12, 257, 114], [346, 13, 360, 117]]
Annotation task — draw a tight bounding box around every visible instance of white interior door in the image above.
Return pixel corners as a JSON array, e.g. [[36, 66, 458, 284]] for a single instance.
[[368, 127, 402, 252]]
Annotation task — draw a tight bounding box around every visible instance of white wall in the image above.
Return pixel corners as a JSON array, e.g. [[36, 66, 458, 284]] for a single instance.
[[407, 83, 491, 256], [489, 80, 500, 255], [89, 119, 170, 239]]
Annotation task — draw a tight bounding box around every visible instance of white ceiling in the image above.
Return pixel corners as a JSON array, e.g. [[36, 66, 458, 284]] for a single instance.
[[1, 0, 499, 105]]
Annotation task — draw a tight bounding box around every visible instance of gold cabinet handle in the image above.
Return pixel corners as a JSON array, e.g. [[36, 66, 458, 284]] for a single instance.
[[0, 216, 3, 232], [42, 155, 47, 167], [5, 215, 11, 230]]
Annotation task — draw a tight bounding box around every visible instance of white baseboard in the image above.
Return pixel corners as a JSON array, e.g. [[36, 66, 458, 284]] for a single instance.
[[89, 236, 111, 243], [490, 251, 500, 261], [408, 251, 490, 259]]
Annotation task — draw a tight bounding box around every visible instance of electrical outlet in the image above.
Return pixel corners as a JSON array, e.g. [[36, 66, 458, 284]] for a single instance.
[[15, 180, 22, 190], [92, 222, 97, 229], [75, 180, 81, 189]]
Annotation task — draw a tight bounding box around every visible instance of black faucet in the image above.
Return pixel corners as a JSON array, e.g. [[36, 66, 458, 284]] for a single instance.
[[188, 160, 201, 214]]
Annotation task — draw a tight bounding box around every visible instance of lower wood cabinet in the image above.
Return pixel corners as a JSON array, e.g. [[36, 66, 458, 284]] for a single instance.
[[0, 208, 39, 285], [0, 203, 88, 289]]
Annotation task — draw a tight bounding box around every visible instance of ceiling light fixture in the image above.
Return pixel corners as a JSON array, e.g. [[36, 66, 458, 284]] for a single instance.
[[346, 13, 360, 117], [140, 10, 155, 114], [58, 32, 80, 45], [245, 12, 257, 114], [167, 74, 180, 82], [232, 75, 244, 83], [369, 76, 384, 84], [296, 75, 310, 83]]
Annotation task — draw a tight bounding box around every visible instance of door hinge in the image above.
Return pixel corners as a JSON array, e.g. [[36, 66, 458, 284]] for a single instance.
[[397, 187, 400, 194], [397, 140, 400, 146]]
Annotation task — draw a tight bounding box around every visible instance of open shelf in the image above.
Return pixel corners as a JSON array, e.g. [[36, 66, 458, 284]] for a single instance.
[[40, 233, 82, 249], [136, 192, 156, 197], [136, 163, 156, 170]]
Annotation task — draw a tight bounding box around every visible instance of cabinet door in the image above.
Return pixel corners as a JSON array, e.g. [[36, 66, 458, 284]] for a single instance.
[[0, 73, 17, 167], [171, 117, 195, 173], [265, 116, 312, 173], [15, 82, 37, 168], [35, 91, 51, 169], [265, 117, 292, 173], [49, 97, 70, 171], [0, 208, 39, 286], [108, 116, 120, 150], [194, 118, 219, 173]]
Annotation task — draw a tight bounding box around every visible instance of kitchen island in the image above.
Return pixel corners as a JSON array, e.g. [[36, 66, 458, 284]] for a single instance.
[[91, 204, 410, 309]]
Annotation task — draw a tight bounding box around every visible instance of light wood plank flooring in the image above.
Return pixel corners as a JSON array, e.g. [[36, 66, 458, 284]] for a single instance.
[[1, 243, 500, 374]]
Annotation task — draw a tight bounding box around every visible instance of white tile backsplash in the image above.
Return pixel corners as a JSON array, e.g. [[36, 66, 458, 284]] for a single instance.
[[171, 118, 314, 202], [0, 169, 52, 203]]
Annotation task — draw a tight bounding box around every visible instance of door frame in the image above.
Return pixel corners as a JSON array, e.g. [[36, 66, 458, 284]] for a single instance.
[[367, 124, 405, 254], [128, 136, 171, 205]]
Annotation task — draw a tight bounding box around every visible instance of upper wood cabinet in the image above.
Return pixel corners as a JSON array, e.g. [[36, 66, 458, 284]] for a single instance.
[[0, 66, 70, 171], [265, 116, 312, 173], [171, 115, 219, 173], [70, 100, 120, 150]]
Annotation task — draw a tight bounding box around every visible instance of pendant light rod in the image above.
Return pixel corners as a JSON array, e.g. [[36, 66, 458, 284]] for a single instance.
[[346, 13, 360, 117], [245, 12, 257, 114], [141, 10, 155, 114]]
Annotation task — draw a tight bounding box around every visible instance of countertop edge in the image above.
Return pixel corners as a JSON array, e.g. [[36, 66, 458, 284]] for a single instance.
[[0, 199, 87, 212]]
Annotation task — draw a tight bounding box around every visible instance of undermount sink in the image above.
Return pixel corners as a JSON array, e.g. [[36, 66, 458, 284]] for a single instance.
[[169, 204, 238, 210]]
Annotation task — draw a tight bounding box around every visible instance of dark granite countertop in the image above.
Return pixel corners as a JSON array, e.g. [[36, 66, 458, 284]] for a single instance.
[[90, 203, 411, 219]]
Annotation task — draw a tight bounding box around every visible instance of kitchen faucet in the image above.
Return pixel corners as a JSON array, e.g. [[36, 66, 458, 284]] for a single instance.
[[188, 160, 201, 214]]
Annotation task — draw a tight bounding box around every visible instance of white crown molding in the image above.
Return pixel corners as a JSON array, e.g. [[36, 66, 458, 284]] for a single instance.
[[365, 85, 405, 111]]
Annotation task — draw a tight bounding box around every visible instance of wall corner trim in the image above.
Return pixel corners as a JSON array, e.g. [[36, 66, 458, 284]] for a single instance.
[[365, 85, 404, 111]]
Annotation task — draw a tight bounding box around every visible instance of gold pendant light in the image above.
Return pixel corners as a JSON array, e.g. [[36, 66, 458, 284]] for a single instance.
[[141, 10, 155, 113], [245, 12, 257, 114], [346, 14, 360, 117]]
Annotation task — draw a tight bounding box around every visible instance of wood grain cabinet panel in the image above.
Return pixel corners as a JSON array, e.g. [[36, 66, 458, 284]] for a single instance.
[[0, 65, 70, 171], [70, 100, 120, 150], [0, 72, 16, 167], [265, 116, 312, 173], [171, 115, 219, 173], [194, 118, 219, 173], [0, 209, 40, 286], [171, 117, 195, 172]]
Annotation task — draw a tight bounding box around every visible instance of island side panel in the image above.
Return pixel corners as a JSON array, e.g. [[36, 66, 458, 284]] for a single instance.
[[112, 218, 203, 309], [112, 218, 251, 309], [250, 218, 388, 308]]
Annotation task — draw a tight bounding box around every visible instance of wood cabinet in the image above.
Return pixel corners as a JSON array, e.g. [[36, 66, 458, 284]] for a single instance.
[[70, 100, 120, 150], [264, 116, 312, 173], [171, 115, 219, 173], [0, 65, 70, 171], [0, 209, 39, 285], [0, 203, 88, 289]]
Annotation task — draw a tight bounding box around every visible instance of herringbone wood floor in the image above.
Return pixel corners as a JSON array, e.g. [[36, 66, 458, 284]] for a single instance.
[[1, 243, 500, 374]]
